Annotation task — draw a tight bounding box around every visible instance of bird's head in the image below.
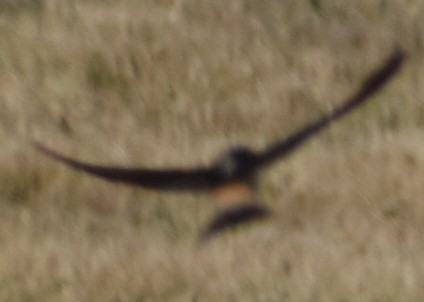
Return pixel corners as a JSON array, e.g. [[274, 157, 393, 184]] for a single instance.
[[213, 146, 258, 185]]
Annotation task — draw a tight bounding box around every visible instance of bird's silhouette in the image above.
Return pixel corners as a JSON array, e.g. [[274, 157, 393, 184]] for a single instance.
[[35, 50, 405, 241]]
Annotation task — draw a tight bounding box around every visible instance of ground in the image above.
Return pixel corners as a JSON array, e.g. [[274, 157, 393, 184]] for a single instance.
[[0, 0, 423, 301]]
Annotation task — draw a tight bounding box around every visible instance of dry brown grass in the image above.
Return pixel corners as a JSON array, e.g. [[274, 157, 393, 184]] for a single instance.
[[0, 0, 423, 301]]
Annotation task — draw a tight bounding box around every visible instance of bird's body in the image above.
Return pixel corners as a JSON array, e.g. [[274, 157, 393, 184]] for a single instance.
[[35, 50, 406, 241], [212, 181, 255, 209]]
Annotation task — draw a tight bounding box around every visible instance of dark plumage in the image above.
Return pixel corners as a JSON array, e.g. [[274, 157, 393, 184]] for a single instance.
[[35, 50, 405, 241]]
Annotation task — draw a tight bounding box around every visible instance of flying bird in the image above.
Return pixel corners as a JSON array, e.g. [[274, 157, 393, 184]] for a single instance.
[[35, 50, 405, 241]]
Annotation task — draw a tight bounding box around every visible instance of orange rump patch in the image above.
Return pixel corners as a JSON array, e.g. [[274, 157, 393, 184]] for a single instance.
[[212, 182, 255, 209]]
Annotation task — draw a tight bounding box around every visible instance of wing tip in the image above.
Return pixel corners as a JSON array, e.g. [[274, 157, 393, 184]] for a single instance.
[[33, 141, 49, 154], [386, 48, 407, 73], [33, 141, 66, 162]]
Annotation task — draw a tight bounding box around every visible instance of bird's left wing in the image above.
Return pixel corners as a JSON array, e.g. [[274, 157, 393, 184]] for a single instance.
[[34, 143, 217, 191], [254, 49, 406, 169]]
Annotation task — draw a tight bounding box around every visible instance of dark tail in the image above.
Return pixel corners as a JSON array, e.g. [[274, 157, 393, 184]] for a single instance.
[[199, 202, 271, 243]]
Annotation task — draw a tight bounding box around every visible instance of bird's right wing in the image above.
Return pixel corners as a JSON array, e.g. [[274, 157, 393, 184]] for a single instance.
[[255, 49, 406, 168], [34, 143, 218, 191]]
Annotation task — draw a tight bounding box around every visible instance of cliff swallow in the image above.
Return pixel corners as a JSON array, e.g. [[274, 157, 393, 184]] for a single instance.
[[35, 50, 405, 241]]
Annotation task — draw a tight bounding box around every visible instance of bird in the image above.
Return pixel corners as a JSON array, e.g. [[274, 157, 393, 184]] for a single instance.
[[35, 50, 405, 241]]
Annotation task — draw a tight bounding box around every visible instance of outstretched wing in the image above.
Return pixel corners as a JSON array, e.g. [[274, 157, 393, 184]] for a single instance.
[[34, 143, 217, 191], [255, 49, 406, 168]]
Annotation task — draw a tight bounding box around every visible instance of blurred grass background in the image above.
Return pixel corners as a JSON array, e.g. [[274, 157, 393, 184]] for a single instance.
[[0, 0, 423, 301]]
